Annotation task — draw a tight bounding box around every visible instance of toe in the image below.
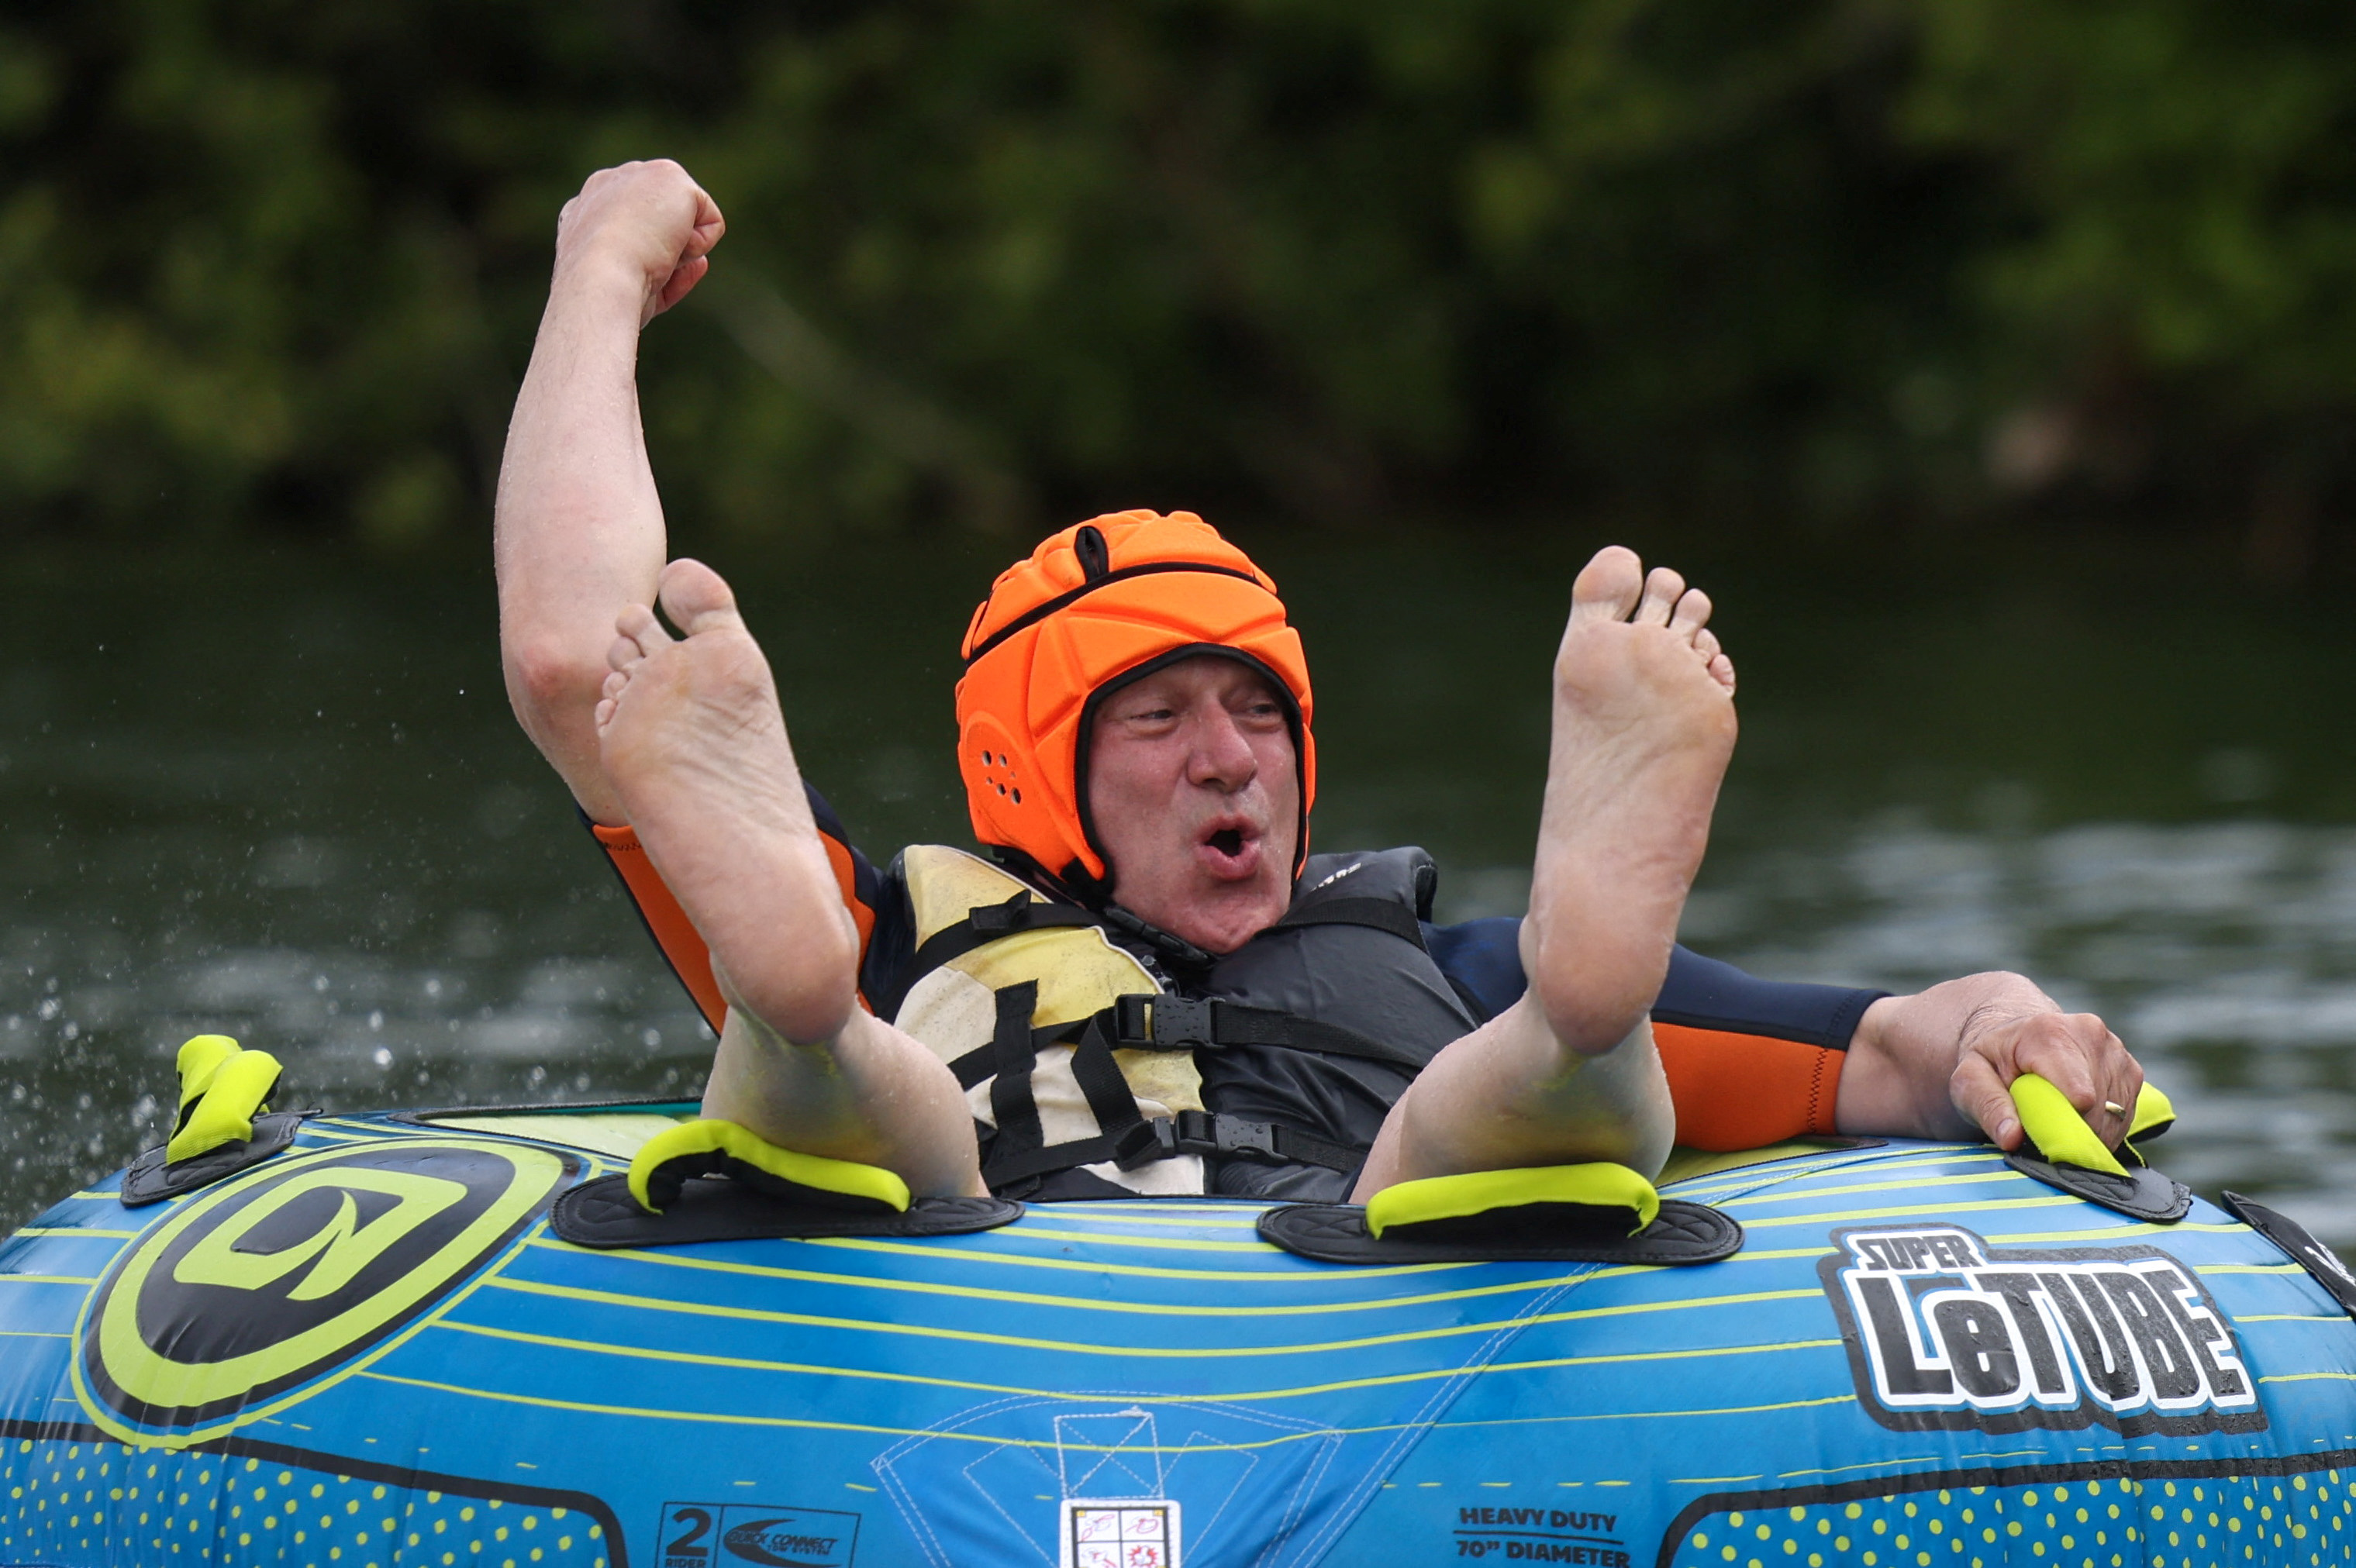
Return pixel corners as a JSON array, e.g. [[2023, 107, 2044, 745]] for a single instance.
[[1668, 587, 1713, 643], [1633, 567, 1686, 626], [658, 557, 746, 637], [609, 606, 667, 672], [1569, 546, 1645, 623]]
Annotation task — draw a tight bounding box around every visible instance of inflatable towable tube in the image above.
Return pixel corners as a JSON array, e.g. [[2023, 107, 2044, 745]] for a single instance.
[[1, 1099, 2352, 1568]]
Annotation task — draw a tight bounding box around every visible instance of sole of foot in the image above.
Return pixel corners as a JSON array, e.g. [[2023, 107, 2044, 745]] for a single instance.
[[1530, 545, 1738, 1055], [595, 558, 855, 1042]]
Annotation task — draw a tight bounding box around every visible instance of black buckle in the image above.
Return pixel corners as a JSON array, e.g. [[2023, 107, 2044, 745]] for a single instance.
[[1113, 1118, 1179, 1169], [1112, 994, 1216, 1049], [1112, 1110, 1284, 1168], [1208, 1115, 1279, 1160]]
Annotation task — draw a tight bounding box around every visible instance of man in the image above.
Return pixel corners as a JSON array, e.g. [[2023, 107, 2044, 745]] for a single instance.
[[496, 160, 2144, 1204]]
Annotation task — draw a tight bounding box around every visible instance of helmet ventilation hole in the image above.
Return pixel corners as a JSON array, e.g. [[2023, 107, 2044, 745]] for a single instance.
[[1011, 788, 1022, 805]]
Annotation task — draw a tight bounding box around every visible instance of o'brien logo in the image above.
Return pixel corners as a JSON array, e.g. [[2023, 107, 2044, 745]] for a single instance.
[[1819, 1225, 2263, 1436], [75, 1138, 571, 1439]]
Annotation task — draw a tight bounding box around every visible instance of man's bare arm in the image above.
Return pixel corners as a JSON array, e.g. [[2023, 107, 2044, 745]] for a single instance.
[[495, 160, 723, 822], [1836, 972, 2145, 1150]]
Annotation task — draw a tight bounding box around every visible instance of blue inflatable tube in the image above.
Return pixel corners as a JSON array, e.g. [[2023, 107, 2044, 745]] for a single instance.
[[1, 1105, 2351, 1568]]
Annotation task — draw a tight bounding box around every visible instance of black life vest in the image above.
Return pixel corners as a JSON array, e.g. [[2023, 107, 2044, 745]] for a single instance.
[[885, 844, 1480, 1202]]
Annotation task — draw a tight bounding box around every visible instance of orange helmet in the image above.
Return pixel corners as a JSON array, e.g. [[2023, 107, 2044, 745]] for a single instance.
[[955, 510, 1315, 901]]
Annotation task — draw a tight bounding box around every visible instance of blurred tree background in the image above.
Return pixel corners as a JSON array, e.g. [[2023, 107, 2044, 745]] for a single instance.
[[5, 0, 2355, 570]]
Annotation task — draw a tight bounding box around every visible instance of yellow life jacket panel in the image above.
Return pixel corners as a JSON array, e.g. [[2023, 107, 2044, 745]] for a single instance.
[[892, 845, 1208, 1197], [892, 845, 1473, 1201]]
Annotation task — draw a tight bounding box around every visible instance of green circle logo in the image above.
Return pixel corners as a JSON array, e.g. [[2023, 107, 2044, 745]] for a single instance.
[[78, 1136, 571, 1435]]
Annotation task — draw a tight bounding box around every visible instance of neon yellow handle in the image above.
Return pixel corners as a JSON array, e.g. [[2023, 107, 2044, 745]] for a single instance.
[[1364, 1162, 1661, 1239], [167, 1046, 281, 1165], [2008, 1073, 2127, 1177], [626, 1118, 912, 1214], [2128, 1081, 2175, 1142], [174, 1034, 242, 1112]]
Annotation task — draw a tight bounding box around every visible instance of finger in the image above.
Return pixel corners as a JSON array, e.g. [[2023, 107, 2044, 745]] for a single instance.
[[2107, 1048, 2146, 1131], [688, 188, 726, 254], [657, 254, 710, 313], [1950, 1052, 2023, 1149], [2010, 1013, 2102, 1111], [2082, 1022, 2143, 1142], [1633, 567, 1686, 626]]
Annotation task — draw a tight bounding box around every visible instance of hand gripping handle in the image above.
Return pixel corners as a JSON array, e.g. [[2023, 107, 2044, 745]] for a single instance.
[[2008, 1073, 2173, 1173]]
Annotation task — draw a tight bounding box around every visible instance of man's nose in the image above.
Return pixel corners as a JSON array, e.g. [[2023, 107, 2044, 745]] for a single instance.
[[1187, 708, 1260, 790]]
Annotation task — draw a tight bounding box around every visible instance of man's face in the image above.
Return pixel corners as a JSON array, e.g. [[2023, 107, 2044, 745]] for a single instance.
[[1086, 655, 1299, 955]]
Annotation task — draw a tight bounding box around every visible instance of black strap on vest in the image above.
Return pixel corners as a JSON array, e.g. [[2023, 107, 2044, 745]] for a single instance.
[[984, 981, 1047, 1171], [915, 883, 1431, 1193], [950, 991, 1407, 1188], [907, 887, 1427, 1003], [981, 1110, 1362, 1186], [1112, 1108, 1362, 1176], [1106, 994, 1430, 1071], [948, 1002, 1165, 1188], [909, 891, 1105, 982], [1268, 896, 1429, 949]]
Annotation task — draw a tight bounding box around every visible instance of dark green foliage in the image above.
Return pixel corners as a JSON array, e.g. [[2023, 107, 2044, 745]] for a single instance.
[[4, 1, 2351, 553]]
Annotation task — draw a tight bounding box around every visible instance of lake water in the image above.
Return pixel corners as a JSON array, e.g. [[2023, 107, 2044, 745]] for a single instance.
[[5, 529, 2351, 1243]]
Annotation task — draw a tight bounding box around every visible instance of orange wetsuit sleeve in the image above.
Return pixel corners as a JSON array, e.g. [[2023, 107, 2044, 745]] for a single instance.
[[592, 822, 729, 1032], [1655, 1025, 1847, 1150], [588, 784, 881, 1034], [1431, 924, 1885, 1153], [1650, 945, 1887, 1151]]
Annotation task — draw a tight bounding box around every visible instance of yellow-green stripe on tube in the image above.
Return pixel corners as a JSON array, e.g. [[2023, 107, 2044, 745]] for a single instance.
[[165, 1048, 281, 1164], [1364, 1162, 1661, 1239], [626, 1118, 912, 1214], [2009, 1073, 2128, 1177]]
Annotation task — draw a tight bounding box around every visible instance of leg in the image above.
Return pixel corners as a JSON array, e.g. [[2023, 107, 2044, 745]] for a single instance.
[[597, 559, 982, 1197], [1354, 546, 1736, 1196]]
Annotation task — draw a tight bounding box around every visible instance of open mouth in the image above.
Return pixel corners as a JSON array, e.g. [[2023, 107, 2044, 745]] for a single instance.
[[1206, 827, 1245, 857]]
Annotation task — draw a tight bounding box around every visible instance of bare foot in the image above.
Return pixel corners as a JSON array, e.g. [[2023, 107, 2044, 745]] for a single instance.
[[595, 559, 857, 1043], [1524, 546, 1737, 1056], [1353, 546, 1734, 1194]]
